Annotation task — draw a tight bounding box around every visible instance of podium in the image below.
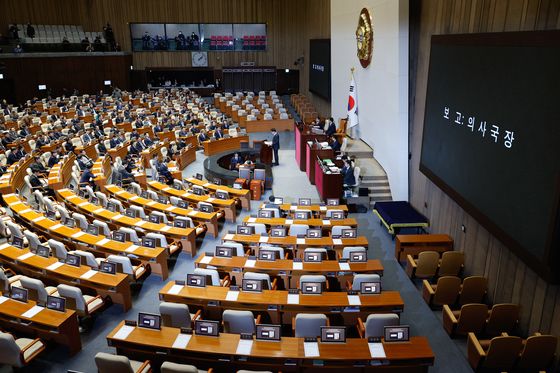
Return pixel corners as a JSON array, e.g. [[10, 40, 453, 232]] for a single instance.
[[260, 142, 273, 165]]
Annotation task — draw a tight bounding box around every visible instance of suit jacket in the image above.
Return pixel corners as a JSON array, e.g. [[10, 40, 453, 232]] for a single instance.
[[109, 138, 119, 148], [214, 130, 222, 139], [80, 169, 94, 184], [342, 166, 356, 186], [272, 133, 280, 150], [326, 122, 336, 136], [48, 155, 59, 167]]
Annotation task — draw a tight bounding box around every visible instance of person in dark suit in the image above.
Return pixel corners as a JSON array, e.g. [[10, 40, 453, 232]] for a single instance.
[[342, 159, 356, 188], [230, 152, 242, 170], [326, 118, 337, 136], [30, 156, 47, 174], [143, 135, 153, 147], [97, 138, 107, 156], [198, 130, 209, 143], [153, 123, 163, 133], [7, 150, 19, 165], [14, 146, 26, 160], [109, 135, 120, 148], [214, 127, 223, 139], [330, 136, 341, 152], [48, 150, 60, 167], [79, 166, 95, 188], [155, 157, 173, 185], [271, 128, 280, 166]]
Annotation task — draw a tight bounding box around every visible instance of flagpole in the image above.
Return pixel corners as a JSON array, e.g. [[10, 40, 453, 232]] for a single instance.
[[347, 67, 357, 139]]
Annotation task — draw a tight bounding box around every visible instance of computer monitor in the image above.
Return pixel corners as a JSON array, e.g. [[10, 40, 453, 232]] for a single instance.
[[195, 320, 220, 337], [90, 196, 99, 205], [238, 168, 251, 180], [270, 227, 286, 237], [174, 218, 188, 228], [304, 251, 323, 263], [112, 231, 126, 242], [384, 326, 409, 342], [360, 281, 381, 295], [106, 202, 117, 212], [349, 251, 367, 262], [341, 229, 357, 238], [253, 169, 266, 181], [327, 198, 339, 206], [331, 211, 345, 220], [192, 186, 205, 196], [78, 189, 87, 198], [38, 84, 47, 91], [104, 80, 112, 86], [242, 278, 264, 292], [294, 211, 310, 220], [320, 326, 346, 343], [195, 173, 203, 181], [177, 199, 188, 208], [141, 237, 157, 248], [213, 178, 222, 185], [11, 286, 28, 302], [124, 208, 137, 218], [65, 253, 81, 267], [63, 217, 75, 228], [299, 198, 311, 206], [46, 295, 66, 312], [256, 324, 281, 341], [149, 214, 162, 224], [138, 312, 162, 330], [186, 274, 207, 287], [158, 195, 168, 204], [36, 244, 50, 258], [232, 183, 242, 190], [258, 249, 278, 261], [301, 281, 323, 295], [199, 204, 213, 213], [140, 191, 150, 199], [237, 225, 254, 235], [86, 224, 99, 236], [45, 210, 56, 220], [306, 228, 322, 238], [100, 261, 117, 274], [273, 197, 283, 205], [215, 246, 233, 258], [11, 236, 24, 248], [215, 191, 229, 200]]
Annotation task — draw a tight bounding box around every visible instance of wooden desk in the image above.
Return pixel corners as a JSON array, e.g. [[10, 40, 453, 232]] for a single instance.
[[195, 254, 384, 288], [157, 130, 176, 143], [75, 141, 99, 159], [57, 189, 196, 255], [48, 154, 76, 191], [395, 234, 453, 262], [177, 135, 198, 149], [107, 142, 129, 161], [0, 243, 132, 311], [140, 142, 166, 169], [92, 156, 112, 191], [0, 296, 81, 355], [315, 159, 343, 200], [149, 180, 237, 222], [203, 135, 249, 156], [295, 125, 328, 172], [175, 145, 197, 170], [242, 216, 358, 231], [159, 282, 403, 325], [242, 118, 294, 133], [107, 321, 434, 372], [267, 203, 349, 216], [105, 184, 219, 238], [307, 144, 335, 185], [186, 177, 251, 211], [0, 155, 33, 194]]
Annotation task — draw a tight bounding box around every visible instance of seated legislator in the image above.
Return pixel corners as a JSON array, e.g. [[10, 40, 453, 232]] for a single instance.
[[230, 152, 242, 170], [156, 157, 174, 185], [80, 165, 96, 188], [341, 159, 356, 188]]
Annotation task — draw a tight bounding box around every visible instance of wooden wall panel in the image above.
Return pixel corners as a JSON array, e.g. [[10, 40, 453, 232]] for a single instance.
[[0, 0, 331, 114], [410, 0, 560, 351]]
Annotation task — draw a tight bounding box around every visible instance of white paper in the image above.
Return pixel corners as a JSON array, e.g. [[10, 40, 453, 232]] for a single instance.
[[347, 295, 361, 306], [0, 243, 10, 251], [130, 196, 139, 201], [116, 190, 125, 195], [165, 206, 175, 211], [236, 339, 254, 355], [368, 343, 386, 358], [50, 224, 63, 230], [161, 226, 171, 232], [97, 238, 110, 245], [292, 262, 303, 270], [225, 291, 239, 301], [135, 220, 147, 227], [172, 333, 192, 349], [224, 234, 234, 240], [332, 239, 343, 245], [339, 262, 351, 271], [163, 187, 171, 191], [245, 259, 256, 268], [290, 206, 297, 211], [32, 216, 46, 223], [188, 211, 197, 217], [20, 209, 32, 214], [22, 305, 44, 318], [0, 296, 9, 304], [199, 256, 213, 264], [17, 252, 35, 261], [206, 197, 216, 202], [71, 231, 86, 239], [113, 324, 135, 340], [46, 261, 65, 271], [285, 219, 293, 225], [167, 284, 184, 295], [125, 244, 139, 253], [80, 269, 98, 279], [113, 214, 124, 220], [78, 202, 89, 207], [147, 201, 157, 206], [247, 217, 256, 223], [322, 220, 331, 225], [303, 342, 320, 357], [320, 206, 327, 211], [296, 238, 306, 245], [287, 294, 299, 304], [259, 236, 269, 243], [93, 208, 105, 214]]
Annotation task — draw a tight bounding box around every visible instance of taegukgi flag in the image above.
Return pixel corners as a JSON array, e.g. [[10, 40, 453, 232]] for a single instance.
[[347, 74, 358, 129]]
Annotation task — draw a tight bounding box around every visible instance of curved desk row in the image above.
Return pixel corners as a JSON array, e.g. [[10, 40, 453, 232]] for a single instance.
[[186, 177, 251, 211], [242, 215, 358, 230]]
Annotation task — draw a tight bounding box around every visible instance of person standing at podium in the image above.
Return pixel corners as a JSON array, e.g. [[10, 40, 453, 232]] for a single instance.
[[271, 128, 280, 166]]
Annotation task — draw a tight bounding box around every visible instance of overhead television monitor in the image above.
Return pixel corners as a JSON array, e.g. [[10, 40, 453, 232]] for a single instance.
[[38, 84, 47, 91], [420, 30, 560, 283], [104, 80, 111, 86], [309, 39, 331, 100]]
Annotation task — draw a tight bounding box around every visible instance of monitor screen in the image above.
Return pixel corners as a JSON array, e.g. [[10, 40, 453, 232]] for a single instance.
[[215, 246, 233, 258], [36, 244, 50, 258], [141, 191, 150, 199], [238, 168, 251, 180], [237, 225, 254, 235], [38, 84, 47, 91], [295, 211, 310, 220], [301, 281, 323, 294], [256, 324, 281, 341], [253, 169, 266, 181], [138, 312, 162, 330], [12, 236, 24, 248], [309, 39, 331, 100], [258, 209, 273, 218], [141, 237, 157, 248], [100, 261, 116, 274], [258, 249, 277, 261], [90, 196, 99, 205], [270, 227, 286, 237], [66, 253, 81, 267], [306, 228, 322, 238], [192, 186, 205, 196], [63, 217, 75, 228], [384, 326, 409, 342], [195, 320, 219, 337], [104, 80, 112, 86], [187, 274, 207, 287], [86, 224, 99, 236], [349, 251, 367, 262], [11, 286, 28, 302], [360, 281, 381, 294], [45, 210, 57, 220], [177, 200, 188, 208], [327, 198, 339, 206], [232, 183, 242, 190], [331, 211, 345, 220], [299, 198, 311, 206], [174, 218, 188, 228], [195, 173, 203, 180], [273, 197, 283, 205], [158, 195, 168, 204], [125, 208, 137, 218], [106, 202, 117, 212], [199, 204, 213, 213], [216, 191, 229, 200], [112, 231, 126, 242], [304, 251, 323, 263], [242, 278, 263, 292], [341, 229, 357, 238], [320, 326, 346, 343], [149, 214, 162, 224], [46, 295, 66, 312]]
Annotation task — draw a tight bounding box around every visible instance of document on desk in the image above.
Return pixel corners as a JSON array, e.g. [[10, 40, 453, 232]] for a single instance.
[[332, 239, 343, 245], [0, 243, 9, 251], [0, 296, 9, 304], [304, 342, 320, 357], [206, 197, 216, 202], [78, 202, 90, 207], [226, 291, 240, 301], [247, 217, 256, 223], [236, 339, 253, 355], [259, 236, 269, 243], [125, 245, 139, 253], [167, 284, 184, 295], [113, 325, 135, 340], [113, 214, 124, 220], [165, 206, 175, 212], [347, 295, 361, 306], [293, 262, 303, 270], [199, 256, 213, 264], [338, 262, 351, 271], [93, 208, 105, 214], [290, 206, 297, 211], [245, 259, 256, 268], [224, 234, 234, 241], [20, 208, 32, 214], [135, 220, 147, 227], [130, 196, 139, 201], [320, 206, 327, 211], [296, 238, 306, 245], [368, 343, 386, 358], [32, 216, 46, 223], [71, 231, 86, 239], [322, 219, 331, 225], [161, 225, 171, 232], [285, 219, 293, 225], [172, 333, 192, 349], [22, 305, 44, 318], [80, 269, 98, 279], [287, 294, 300, 304], [46, 261, 65, 271], [147, 201, 157, 206], [50, 224, 63, 230], [97, 238, 110, 245], [17, 252, 35, 261]]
